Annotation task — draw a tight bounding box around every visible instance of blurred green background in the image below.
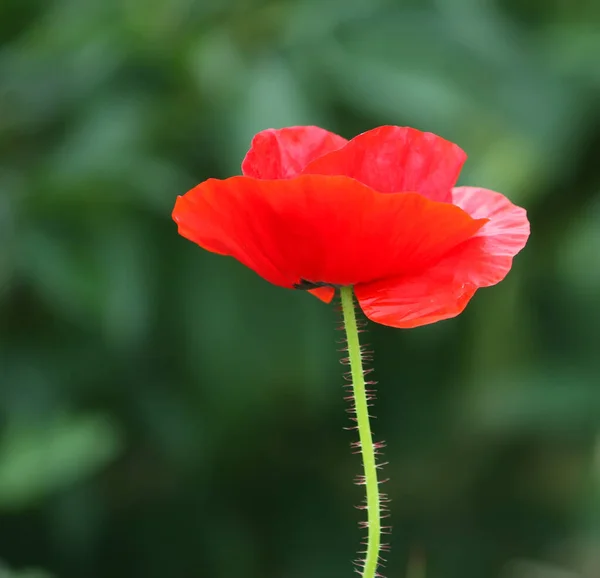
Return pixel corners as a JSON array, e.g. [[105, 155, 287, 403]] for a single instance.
[[1, 0, 600, 577]]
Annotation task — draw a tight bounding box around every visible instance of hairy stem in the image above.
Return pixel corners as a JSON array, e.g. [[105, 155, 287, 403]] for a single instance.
[[340, 286, 381, 578]]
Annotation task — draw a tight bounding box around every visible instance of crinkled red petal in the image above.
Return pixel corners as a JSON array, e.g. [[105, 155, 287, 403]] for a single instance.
[[355, 187, 530, 328], [241, 126, 347, 180], [302, 126, 466, 202], [172, 175, 486, 290]]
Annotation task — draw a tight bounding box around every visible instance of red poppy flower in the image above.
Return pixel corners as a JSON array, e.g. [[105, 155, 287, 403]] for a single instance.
[[172, 126, 530, 328]]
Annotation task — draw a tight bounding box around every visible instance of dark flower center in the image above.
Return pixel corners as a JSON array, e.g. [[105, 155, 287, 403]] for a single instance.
[[294, 279, 342, 290]]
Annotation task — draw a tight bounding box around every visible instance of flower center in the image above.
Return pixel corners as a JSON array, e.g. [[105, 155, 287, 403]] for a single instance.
[[293, 279, 342, 290]]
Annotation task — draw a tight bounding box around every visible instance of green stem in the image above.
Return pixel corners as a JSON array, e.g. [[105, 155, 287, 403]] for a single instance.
[[340, 286, 381, 578]]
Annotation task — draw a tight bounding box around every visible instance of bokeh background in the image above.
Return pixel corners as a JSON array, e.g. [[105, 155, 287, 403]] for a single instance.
[[1, 0, 600, 577]]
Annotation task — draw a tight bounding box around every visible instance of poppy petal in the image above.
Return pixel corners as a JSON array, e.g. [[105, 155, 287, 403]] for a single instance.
[[172, 175, 486, 290], [302, 126, 466, 202], [241, 126, 347, 180], [308, 287, 336, 303], [355, 187, 530, 328], [449, 186, 531, 285], [355, 275, 477, 329]]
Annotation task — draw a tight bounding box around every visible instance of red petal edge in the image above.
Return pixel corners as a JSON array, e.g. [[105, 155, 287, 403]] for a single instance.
[[302, 126, 467, 202], [241, 126, 347, 180], [355, 187, 530, 328], [308, 287, 335, 303]]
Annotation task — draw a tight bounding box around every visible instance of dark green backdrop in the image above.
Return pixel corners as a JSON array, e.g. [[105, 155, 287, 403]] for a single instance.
[[1, 0, 600, 577]]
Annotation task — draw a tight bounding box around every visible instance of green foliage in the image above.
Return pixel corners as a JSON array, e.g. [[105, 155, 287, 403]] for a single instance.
[[0, 414, 122, 509], [0, 560, 53, 578], [1, 0, 599, 576]]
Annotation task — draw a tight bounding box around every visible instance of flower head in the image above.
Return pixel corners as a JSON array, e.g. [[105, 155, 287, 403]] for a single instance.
[[172, 126, 530, 328]]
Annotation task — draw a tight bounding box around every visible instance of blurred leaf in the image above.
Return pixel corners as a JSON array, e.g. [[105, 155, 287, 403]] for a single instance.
[[558, 197, 600, 295], [465, 369, 600, 434], [502, 559, 581, 578], [0, 414, 122, 510], [223, 56, 322, 170], [0, 567, 53, 578], [0, 569, 53, 578]]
